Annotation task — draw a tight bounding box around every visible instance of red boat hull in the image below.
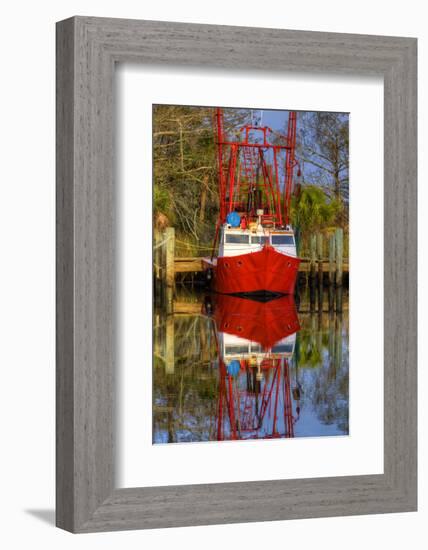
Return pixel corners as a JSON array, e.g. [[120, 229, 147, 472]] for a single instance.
[[204, 246, 300, 295]]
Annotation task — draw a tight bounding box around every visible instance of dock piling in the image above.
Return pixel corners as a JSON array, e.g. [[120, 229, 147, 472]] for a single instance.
[[165, 314, 175, 374], [335, 228, 343, 312], [154, 229, 162, 307], [328, 234, 336, 312], [165, 227, 175, 314], [316, 233, 324, 311], [309, 234, 317, 312]]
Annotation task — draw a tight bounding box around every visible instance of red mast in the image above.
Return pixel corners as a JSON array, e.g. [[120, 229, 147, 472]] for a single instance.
[[284, 111, 297, 225], [215, 108, 226, 222], [214, 107, 299, 230]]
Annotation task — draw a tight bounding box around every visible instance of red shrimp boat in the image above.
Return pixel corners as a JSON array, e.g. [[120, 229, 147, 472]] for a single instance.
[[203, 108, 301, 296]]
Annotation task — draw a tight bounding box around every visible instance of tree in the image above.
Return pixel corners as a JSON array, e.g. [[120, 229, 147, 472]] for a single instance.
[[153, 105, 255, 249], [153, 105, 216, 243], [297, 112, 349, 204], [291, 185, 342, 234]]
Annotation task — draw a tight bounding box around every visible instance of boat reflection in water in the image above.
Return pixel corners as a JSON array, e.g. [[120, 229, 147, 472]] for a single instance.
[[208, 294, 301, 441], [152, 290, 349, 444]]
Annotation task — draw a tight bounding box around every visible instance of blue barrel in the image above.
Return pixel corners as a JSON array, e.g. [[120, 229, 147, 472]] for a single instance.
[[226, 211, 241, 227], [227, 360, 241, 377]]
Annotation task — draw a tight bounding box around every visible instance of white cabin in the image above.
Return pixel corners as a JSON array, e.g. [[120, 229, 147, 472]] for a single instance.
[[218, 224, 297, 259]]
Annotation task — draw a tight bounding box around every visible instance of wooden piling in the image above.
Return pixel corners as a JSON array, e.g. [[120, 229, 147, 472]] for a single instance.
[[294, 227, 301, 256], [310, 234, 317, 278], [335, 228, 343, 286], [317, 233, 324, 311], [336, 286, 343, 314], [329, 234, 336, 285], [165, 314, 175, 374], [156, 230, 165, 308], [317, 233, 323, 281], [309, 234, 317, 312], [165, 227, 175, 314], [154, 229, 162, 307], [153, 312, 161, 360], [309, 276, 316, 312], [328, 234, 336, 312], [335, 228, 343, 312]]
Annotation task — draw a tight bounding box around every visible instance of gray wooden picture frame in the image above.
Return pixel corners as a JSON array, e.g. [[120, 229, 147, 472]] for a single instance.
[[56, 16, 417, 533]]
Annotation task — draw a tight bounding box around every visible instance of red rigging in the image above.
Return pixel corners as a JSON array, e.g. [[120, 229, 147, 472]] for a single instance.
[[203, 108, 301, 296]]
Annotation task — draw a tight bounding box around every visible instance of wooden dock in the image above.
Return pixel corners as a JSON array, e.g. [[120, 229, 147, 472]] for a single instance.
[[156, 227, 348, 277], [155, 227, 348, 312]]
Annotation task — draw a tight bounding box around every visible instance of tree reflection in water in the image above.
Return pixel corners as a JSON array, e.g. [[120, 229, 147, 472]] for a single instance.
[[153, 289, 349, 444]]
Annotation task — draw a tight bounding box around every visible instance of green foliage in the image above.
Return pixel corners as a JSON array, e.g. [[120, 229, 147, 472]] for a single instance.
[[291, 185, 342, 234], [153, 186, 171, 214]]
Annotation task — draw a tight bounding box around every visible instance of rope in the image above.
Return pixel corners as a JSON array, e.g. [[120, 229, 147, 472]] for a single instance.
[[155, 236, 215, 251], [175, 239, 216, 251], [153, 236, 172, 250]]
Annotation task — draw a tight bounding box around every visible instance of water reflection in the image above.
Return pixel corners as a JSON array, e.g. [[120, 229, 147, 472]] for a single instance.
[[153, 290, 349, 444], [210, 295, 300, 440]]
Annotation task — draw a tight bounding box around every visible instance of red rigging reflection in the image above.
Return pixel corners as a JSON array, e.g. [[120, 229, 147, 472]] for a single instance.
[[205, 294, 301, 441]]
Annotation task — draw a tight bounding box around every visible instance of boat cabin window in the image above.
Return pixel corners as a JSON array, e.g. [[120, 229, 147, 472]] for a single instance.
[[225, 234, 249, 244], [271, 234, 295, 245], [225, 345, 249, 355], [250, 344, 262, 352], [250, 236, 270, 245], [271, 343, 294, 353]]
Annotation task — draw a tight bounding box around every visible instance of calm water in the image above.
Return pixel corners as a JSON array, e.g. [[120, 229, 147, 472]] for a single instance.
[[153, 287, 349, 444]]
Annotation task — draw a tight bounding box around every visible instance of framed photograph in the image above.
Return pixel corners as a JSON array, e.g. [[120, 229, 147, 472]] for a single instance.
[[149, 104, 349, 442], [56, 16, 417, 532]]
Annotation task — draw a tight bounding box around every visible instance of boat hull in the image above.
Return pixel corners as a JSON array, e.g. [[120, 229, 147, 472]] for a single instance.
[[204, 246, 300, 295]]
